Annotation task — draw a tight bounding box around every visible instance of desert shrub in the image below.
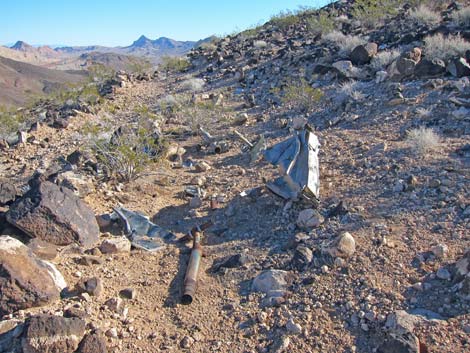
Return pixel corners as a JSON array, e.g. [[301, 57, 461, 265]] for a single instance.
[[158, 95, 180, 116], [273, 78, 323, 113], [370, 49, 401, 70], [452, 6, 470, 26], [160, 56, 190, 72], [88, 63, 115, 83], [87, 118, 167, 182], [181, 78, 205, 92], [323, 31, 367, 56], [133, 104, 160, 121], [128, 60, 152, 74], [409, 5, 440, 25], [307, 11, 335, 35], [352, 0, 401, 28], [198, 38, 218, 51], [339, 81, 365, 101], [424, 33, 470, 60], [406, 126, 440, 155], [253, 40, 268, 49], [0, 106, 26, 139], [269, 10, 300, 30]]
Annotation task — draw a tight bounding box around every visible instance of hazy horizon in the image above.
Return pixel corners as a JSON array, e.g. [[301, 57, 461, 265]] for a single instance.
[[2, 0, 330, 47]]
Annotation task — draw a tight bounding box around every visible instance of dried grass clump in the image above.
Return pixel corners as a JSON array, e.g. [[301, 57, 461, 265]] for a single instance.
[[253, 40, 268, 49], [323, 31, 366, 56], [182, 78, 205, 92], [370, 49, 401, 70], [452, 6, 470, 26], [424, 33, 470, 60], [407, 127, 440, 155], [409, 5, 441, 25], [339, 81, 365, 101]]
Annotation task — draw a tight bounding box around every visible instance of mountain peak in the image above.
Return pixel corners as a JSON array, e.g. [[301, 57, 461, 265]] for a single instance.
[[11, 41, 33, 51], [131, 35, 153, 48]]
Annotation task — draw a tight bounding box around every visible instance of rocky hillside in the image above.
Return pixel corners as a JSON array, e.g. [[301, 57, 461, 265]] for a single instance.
[[1, 1, 470, 353]]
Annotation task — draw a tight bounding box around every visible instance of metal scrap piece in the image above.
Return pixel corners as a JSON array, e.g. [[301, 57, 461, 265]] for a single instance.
[[263, 126, 320, 201], [112, 206, 175, 252]]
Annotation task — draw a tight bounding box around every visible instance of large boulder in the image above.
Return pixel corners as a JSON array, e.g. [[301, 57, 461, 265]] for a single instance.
[[21, 315, 86, 353], [0, 236, 66, 316], [414, 58, 446, 78], [6, 181, 99, 247], [447, 57, 470, 78], [350, 43, 378, 65]]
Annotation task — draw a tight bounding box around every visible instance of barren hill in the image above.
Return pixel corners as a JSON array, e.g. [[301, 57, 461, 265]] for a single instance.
[[0, 55, 87, 106]]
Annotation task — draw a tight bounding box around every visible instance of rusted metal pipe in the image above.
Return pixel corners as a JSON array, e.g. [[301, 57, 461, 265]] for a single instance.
[[182, 221, 212, 305]]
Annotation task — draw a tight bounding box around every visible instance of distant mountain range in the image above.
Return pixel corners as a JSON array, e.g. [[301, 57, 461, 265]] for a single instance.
[[54, 35, 211, 63], [0, 35, 211, 106], [1, 35, 211, 68]]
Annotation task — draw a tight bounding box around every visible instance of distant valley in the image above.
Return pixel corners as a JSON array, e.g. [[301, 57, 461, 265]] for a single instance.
[[0, 35, 208, 106]]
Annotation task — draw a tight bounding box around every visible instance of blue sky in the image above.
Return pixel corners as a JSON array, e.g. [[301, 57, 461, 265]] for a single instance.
[[2, 0, 330, 47]]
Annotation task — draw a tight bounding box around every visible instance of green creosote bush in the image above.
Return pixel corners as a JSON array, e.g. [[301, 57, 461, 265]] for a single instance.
[[307, 11, 335, 35], [351, 0, 401, 28], [272, 78, 323, 113], [87, 120, 168, 182], [269, 10, 301, 30], [0, 106, 26, 139], [160, 56, 191, 73]]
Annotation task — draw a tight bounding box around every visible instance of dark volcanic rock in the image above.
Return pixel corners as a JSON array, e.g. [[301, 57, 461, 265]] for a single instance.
[[377, 332, 420, 353], [21, 315, 86, 353], [414, 58, 446, 78], [0, 180, 18, 206], [0, 236, 64, 316], [447, 57, 470, 78], [77, 331, 108, 353], [6, 181, 99, 247], [350, 43, 378, 65], [291, 245, 313, 271]]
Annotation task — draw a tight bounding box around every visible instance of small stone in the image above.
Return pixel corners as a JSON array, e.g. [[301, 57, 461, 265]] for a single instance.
[[195, 161, 211, 172], [296, 209, 323, 229], [431, 244, 448, 259], [119, 288, 138, 300], [361, 323, 369, 331], [105, 328, 118, 338], [252, 270, 288, 294], [77, 277, 103, 297], [326, 232, 356, 259], [99, 237, 131, 254], [321, 265, 329, 273], [436, 268, 451, 280], [180, 335, 195, 348], [285, 318, 302, 335], [105, 297, 123, 313], [189, 196, 203, 209]]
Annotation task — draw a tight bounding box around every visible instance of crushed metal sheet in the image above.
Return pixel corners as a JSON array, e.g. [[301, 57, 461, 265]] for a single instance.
[[112, 206, 176, 252], [263, 125, 320, 201]]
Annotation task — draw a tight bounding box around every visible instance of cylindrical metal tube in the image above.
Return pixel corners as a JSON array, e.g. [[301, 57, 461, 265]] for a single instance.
[[182, 232, 202, 305], [181, 221, 212, 305]]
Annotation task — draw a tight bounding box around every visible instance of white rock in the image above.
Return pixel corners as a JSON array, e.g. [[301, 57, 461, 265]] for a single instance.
[[252, 270, 288, 294], [100, 237, 131, 254], [326, 232, 356, 259], [431, 244, 448, 259], [285, 318, 302, 335], [296, 209, 323, 229]]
